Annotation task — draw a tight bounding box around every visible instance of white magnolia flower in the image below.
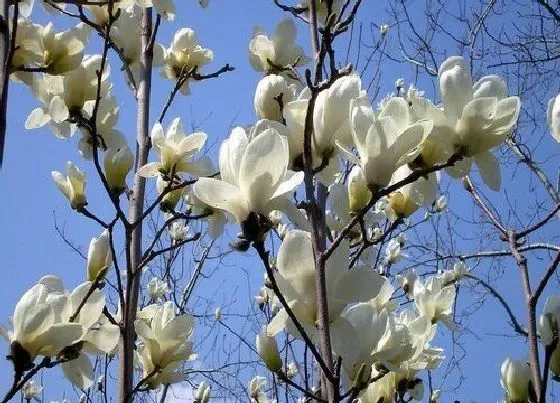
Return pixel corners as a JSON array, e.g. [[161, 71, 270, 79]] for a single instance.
[[138, 118, 207, 177], [78, 94, 125, 160], [52, 161, 87, 210], [397, 269, 418, 298], [371, 311, 442, 373], [413, 276, 456, 329], [10, 19, 43, 84], [439, 261, 468, 285], [547, 93, 560, 143], [166, 217, 191, 242], [195, 381, 211, 403], [135, 301, 196, 388], [104, 145, 134, 194], [147, 278, 169, 301], [0, 277, 80, 378], [384, 238, 405, 265], [286, 361, 298, 378], [254, 74, 297, 122], [22, 380, 43, 401], [434, 194, 447, 212], [335, 302, 389, 383], [249, 19, 308, 74], [315, 74, 365, 154], [248, 376, 267, 400], [387, 165, 439, 219], [379, 24, 389, 35], [256, 326, 282, 372], [340, 95, 432, 188], [87, 229, 112, 282], [35, 22, 90, 75], [193, 127, 305, 231], [500, 357, 531, 403], [267, 230, 385, 339], [161, 28, 213, 95], [412, 56, 521, 190], [25, 55, 111, 139]]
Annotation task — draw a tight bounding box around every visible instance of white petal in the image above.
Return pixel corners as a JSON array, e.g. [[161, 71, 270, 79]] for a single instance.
[[61, 353, 94, 389], [439, 56, 474, 121], [25, 108, 51, 129], [271, 171, 304, 199], [277, 230, 315, 297], [475, 151, 501, 191], [239, 130, 288, 212], [193, 178, 249, 222], [49, 96, 70, 124], [336, 266, 385, 304], [137, 162, 162, 178], [70, 282, 104, 328], [84, 324, 120, 355]]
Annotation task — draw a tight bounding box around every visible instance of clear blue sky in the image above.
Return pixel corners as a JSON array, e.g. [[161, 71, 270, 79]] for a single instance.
[[1, 1, 558, 402]]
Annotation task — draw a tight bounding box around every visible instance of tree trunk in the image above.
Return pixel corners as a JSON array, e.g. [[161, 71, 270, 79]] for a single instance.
[[118, 8, 153, 402]]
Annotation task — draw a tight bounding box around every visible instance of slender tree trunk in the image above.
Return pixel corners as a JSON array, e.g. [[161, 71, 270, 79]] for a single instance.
[[118, 8, 153, 402], [0, 2, 10, 167], [307, 2, 337, 401]]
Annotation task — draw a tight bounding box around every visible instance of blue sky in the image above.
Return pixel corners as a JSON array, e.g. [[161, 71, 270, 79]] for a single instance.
[[1, 1, 559, 402]]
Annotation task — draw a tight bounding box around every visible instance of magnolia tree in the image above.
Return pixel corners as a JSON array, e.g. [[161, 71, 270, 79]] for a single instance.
[[0, 0, 559, 402]]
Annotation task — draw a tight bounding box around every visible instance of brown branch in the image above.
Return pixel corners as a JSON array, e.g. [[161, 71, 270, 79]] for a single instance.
[[464, 273, 528, 337]]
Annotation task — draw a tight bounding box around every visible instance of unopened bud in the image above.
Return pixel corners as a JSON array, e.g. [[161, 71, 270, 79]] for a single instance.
[[256, 326, 282, 372]]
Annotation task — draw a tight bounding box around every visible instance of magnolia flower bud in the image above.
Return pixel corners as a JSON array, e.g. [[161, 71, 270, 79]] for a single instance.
[[395, 78, 405, 90], [348, 165, 370, 212], [548, 93, 560, 143], [434, 195, 447, 212], [539, 296, 560, 348], [550, 346, 560, 378], [430, 390, 442, 403], [254, 75, 296, 122], [248, 376, 267, 399], [214, 307, 222, 321], [104, 146, 133, 194], [500, 357, 531, 403], [87, 229, 112, 281], [314, 74, 364, 152], [286, 362, 298, 379], [195, 381, 211, 403], [379, 24, 389, 35], [256, 326, 282, 372], [157, 175, 186, 211], [147, 277, 168, 301], [52, 161, 87, 210]]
